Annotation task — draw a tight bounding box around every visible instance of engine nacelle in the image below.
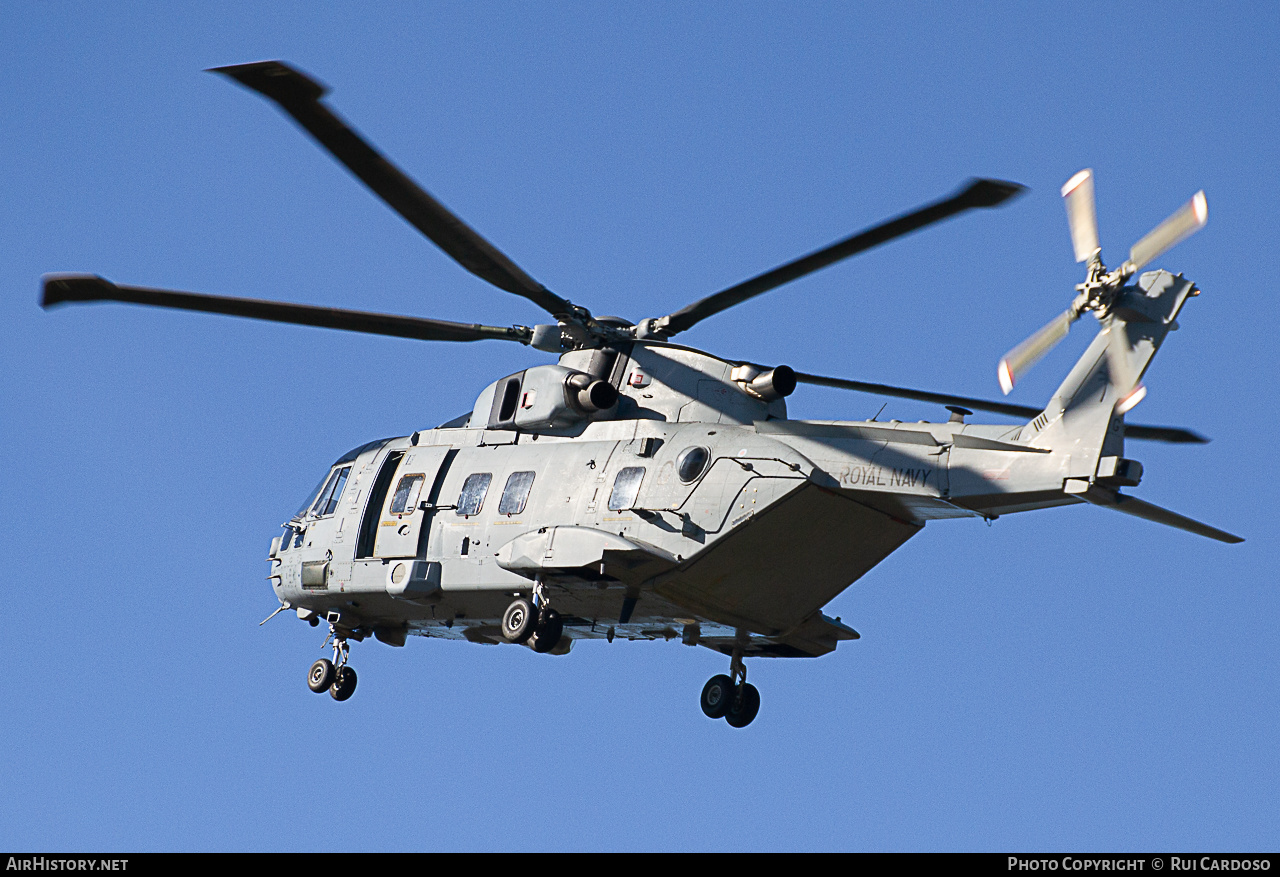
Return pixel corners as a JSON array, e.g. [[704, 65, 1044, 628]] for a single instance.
[[471, 364, 619, 430]]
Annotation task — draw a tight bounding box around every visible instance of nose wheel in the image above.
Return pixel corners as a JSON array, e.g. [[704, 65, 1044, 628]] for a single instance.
[[306, 625, 359, 702], [701, 648, 760, 727], [329, 665, 357, 701]]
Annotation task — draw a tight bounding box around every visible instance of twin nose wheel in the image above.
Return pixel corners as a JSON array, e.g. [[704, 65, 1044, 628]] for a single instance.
[[307, 658, 357, 701]]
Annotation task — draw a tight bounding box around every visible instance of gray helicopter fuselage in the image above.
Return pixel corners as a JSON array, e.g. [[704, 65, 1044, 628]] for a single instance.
[[268, 338, 1087, 659]]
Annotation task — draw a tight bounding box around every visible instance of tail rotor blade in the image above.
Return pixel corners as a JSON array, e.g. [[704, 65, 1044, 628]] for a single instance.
[[1126, 190, 1207, 274], [1062, 169, 1100, 263], [997, 309, 1076, 394], [1103, 317, 1147, 414]]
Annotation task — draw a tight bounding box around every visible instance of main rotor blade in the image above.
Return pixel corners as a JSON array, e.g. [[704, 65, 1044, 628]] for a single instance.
[[209, 61, 574, 319], [1062, 169, 1100, 263], [791, 370, 1206, 443], [996, 309, 1077, 394], [794, 371, 1043, 418], [1123, 424, 1207, 444], [41, 275, 532, 345], [1126, 190, 1207, 275], [653, 178, 1026, 337]]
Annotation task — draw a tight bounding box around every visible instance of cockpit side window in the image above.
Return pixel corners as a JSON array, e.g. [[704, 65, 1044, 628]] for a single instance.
[[281, 525, 303, 549], [456, 473, 493, 517], [321, 467, 351, 516], [309, 465, 352, 518]]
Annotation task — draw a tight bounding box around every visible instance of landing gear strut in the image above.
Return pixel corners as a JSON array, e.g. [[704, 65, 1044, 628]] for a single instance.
[[701, 648, 760, 727], [306, 622, 358, 702]]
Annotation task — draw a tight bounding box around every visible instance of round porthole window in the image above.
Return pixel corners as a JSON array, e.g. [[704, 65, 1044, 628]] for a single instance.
[[677, 446, 710, 483]]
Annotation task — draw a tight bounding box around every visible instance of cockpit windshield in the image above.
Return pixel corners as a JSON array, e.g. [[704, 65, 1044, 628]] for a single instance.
[[295, 472, 332, 518]]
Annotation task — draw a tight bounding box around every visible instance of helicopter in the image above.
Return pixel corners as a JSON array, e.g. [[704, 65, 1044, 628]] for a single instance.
[[42, 61, 1241, 728]]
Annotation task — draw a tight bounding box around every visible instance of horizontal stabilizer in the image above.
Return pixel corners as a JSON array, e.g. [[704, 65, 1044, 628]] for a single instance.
[[1071, 483, 1243, 544]]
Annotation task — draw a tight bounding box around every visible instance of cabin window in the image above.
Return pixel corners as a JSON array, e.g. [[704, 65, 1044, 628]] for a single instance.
[[608, 466, 646, 511], [456, 473, 493, 516], [309, 465, 352, 517], [388, 474, 425, 515], [677, 446, 710, 483], [498, 471, 536, 516]]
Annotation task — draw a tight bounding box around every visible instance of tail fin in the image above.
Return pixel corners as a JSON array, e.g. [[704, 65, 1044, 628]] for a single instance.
[[1020, 270, 1199, 480], [1019, 270, 1241, 543]]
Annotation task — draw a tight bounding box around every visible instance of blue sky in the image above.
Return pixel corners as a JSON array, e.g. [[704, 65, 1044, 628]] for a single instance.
[[2, 3, 1277, 851]]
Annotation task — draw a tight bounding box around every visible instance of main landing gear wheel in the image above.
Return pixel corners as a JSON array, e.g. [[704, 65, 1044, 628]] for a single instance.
[[703, 647, 761, 727], [725, 683, 761, 728], [529, 608, 564, 654], [329, 666, 357, 701], [700, 674, 735, 719], [501, 598, 538, 644], [308, 658, 335, 693]]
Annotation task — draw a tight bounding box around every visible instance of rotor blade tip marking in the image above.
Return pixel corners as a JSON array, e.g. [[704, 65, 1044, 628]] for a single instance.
[[1061, 169, 1092, 196], [1114, 383, 1147, 415], [997, 359, 1015, 395], [1193, 190, 1208, 225]]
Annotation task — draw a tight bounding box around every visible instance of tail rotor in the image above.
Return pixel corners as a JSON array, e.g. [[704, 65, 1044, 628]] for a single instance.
[[996, 169, 1207, 409]]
